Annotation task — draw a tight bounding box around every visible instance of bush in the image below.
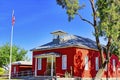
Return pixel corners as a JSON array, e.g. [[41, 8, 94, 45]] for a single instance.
[[0, 67, 5, 75]]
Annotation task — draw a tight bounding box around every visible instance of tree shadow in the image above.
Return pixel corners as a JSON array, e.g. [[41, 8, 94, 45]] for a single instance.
[[109, 55, 119, 78], [74, 50, 84, 77], [74, 49, 120, 79], [74, 49, 97, 78], [88, 50, 98, 78], [74, 49, 102, 79]]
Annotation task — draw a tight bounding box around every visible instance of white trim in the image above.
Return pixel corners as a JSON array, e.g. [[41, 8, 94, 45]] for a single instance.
[[51, 55, 54, 76], [62, 55, 67, 70], [34, 52, 60, 58], [85, 56, 88, 70], [35, 58, 37, 77]]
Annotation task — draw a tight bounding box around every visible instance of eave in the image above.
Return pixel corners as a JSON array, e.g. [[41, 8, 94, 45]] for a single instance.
[[31, 45, 98, 52]]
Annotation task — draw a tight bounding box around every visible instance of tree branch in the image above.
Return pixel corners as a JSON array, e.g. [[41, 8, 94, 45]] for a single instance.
[[89, 0, 96, 27], [76, 13, 94, 26]]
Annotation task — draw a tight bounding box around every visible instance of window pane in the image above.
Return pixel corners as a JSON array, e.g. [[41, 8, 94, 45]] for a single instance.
[[85, 56, 88, 70], [62, 55, 67, 70], [96, 57, 99, 70], [38, 58, 42, 70], [13, 66, 16, 74], [113, 59, 115, 71]]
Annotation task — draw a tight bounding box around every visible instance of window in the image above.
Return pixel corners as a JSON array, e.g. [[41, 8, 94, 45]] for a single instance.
[[38, 58, 42, 70], [62, 55, 67, 70], [13, 66, 16, 74], [95, 57, 99, 71], [113, 59, 116, 71], [85, 56, 88, 70]]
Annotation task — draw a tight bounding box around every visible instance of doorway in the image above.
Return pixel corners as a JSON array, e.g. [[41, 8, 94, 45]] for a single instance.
[[46, 56, 56, 76]]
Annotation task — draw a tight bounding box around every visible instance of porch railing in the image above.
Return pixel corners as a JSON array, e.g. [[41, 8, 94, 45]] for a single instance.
[[11, 70, 34, 78]]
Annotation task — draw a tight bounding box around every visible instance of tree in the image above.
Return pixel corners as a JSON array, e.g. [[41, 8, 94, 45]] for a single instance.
[[56, 0, 120, 79], [0, 43, 29, 70]]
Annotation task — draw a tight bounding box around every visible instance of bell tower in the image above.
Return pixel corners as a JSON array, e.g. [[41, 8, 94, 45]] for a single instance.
[[51, 30, 67, 44]]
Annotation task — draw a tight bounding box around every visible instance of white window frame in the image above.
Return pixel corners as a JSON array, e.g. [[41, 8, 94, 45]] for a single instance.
[[37, 58, 42, 70], [95, 57, 99, 71], [62, 55, 67, 70], [85, 56, 88, 70], [113, 59, 116, 71]]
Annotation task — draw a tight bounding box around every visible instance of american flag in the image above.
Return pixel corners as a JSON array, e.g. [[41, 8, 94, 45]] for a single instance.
[[12, 10, 15, 26]]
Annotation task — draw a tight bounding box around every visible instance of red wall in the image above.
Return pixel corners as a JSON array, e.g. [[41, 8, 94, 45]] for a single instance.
[[32, 47, 120, 78], [74, 47, 120, 78], [74, 48, 100, 78], [103, 55, 120, 78], [11, 65, 19, 74], [55, 47, 76, 76], [32, 51, 47, 76], [32, 47, 76, 76], [11, 65, 32, 77]]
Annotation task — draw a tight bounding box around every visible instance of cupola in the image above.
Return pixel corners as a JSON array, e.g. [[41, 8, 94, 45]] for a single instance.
[[51, 30, 67, 44]]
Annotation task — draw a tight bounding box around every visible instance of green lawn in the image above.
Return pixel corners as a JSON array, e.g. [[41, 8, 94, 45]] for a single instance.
[[0, 77, 20, 80]]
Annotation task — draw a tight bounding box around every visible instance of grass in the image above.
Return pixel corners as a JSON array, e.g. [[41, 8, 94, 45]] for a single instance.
[[0, 77, 21, 80]]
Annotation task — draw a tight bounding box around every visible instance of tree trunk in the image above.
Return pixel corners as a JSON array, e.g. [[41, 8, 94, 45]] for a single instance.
[[89, 0, 112, 79], [94, 61, 108, 80], [94, 68, 104, 80]]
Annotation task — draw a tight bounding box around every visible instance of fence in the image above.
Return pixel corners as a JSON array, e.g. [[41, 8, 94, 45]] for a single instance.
[[11, 70, 34, 78]]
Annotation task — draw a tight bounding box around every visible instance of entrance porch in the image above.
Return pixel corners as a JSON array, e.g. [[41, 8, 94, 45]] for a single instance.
[[34, 52, 60, 77]]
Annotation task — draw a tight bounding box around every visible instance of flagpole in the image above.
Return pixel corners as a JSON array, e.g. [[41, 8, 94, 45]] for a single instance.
[[9, 10, 15, 80], [9, 24, 14, 80]]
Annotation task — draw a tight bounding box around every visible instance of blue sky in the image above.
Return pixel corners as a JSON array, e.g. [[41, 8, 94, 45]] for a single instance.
[[0, 0, 97, 60]]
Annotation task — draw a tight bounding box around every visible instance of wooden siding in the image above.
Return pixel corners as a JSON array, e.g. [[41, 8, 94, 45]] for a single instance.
[[32, 47, 120, 78]]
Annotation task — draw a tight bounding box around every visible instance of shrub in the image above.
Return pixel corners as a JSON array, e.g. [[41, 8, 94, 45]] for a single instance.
[[0, 67, 5, 75]]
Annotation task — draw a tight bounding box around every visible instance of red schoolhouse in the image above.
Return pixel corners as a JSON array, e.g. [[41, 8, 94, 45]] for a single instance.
[[31, 31, 120, 79], [11, 61, 32, 77]]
